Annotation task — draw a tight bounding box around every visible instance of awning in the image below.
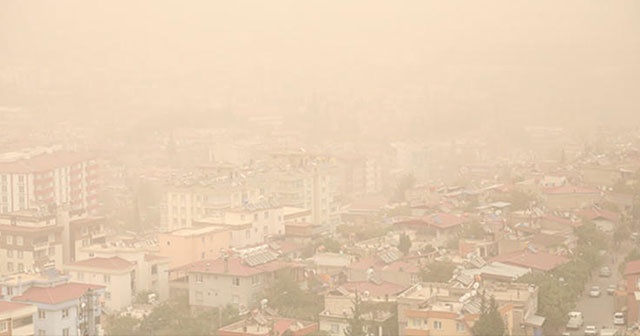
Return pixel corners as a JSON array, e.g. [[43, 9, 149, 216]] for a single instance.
[[524, 315, 546, 327]]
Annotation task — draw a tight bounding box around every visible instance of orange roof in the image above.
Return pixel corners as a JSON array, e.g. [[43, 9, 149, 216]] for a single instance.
[[175, 257, 294, 277], [340, 281, 407, 297], [543, 186, 599, 195], [0, 151, 93, 173], [66, 257, 134, 271], [13, 283, 104, 305], [580, 207, 620, 222], [491, 250, 569, 272], [625, 260, 640, 276], [0, 301, 33, 313], [422, 213, 465, 229]]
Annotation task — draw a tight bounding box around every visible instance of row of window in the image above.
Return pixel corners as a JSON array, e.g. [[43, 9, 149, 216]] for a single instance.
[[76, 272, 110, 283], [194, 274, 257, 286], [409, 318, 465, 332]]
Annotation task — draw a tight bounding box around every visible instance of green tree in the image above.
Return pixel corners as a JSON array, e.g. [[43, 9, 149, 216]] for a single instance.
[[472, 296, 505, 336], [503, 189, 537, 211], [420, 261, 456, 282], [104, 315, 142, 336], [344, 291, 367, 336], [398, 233, 412, 255], [263, 274, 323, 320]]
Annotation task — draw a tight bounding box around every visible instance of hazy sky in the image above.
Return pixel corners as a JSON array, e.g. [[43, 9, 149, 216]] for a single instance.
[[1, 1, 639, 130]]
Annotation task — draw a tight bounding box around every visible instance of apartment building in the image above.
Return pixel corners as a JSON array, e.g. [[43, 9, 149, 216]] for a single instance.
[[161, 181, 264, 232], [0, 147, 99, 216], [170, 246, 299, 311], [63, 257, 136, 311], [192, 200, 285, 249], [158, 226, 231, 269], [0, 210, 64, 276], [0, 301, 37, 336], [12, 282, 105, 336], [77, 238, 170, 301], [67, 217, 108, 263]]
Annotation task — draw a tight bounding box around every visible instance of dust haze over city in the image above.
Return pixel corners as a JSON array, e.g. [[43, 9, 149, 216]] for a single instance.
[[0, 1, 640, 336]]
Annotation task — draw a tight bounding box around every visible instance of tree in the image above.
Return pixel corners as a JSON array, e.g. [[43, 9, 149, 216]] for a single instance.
[[104, 315, 142, 336], [344, 291, 367, 336], [420, 261, 456, 283], [263, 274, 323, 320], [398, 233, 412, 255], [472, 296, 505, 336]]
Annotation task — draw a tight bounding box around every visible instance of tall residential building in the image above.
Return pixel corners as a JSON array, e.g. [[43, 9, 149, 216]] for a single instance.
[[0, 148, 99, 216]]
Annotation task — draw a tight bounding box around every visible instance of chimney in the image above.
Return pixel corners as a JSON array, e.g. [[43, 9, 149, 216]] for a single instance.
[[224, 257, 229, 273]]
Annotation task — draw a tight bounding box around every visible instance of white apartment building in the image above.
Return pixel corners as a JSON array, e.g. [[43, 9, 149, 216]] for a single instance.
[[0, 147, 99, 216]]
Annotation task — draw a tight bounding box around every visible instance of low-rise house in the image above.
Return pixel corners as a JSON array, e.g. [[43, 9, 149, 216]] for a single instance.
[[12, 282, 105, 336], [170, 246, 301, 311], [347, 249, 420, 287], [542, 186, 601, 210], [397, 282, 542, 336], [78, 237, 170, 301], [63, 257, 135, 312], [218, 309, 318, 336], [491, 249, 570, 273], [319, 281, 403, 336], [624, 260, 640, 324], [0, 301, 37, 336], [579, 206, 620, 234]]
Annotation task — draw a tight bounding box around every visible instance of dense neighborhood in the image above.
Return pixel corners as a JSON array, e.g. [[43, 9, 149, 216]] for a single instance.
[[1, 121, 640, 336]]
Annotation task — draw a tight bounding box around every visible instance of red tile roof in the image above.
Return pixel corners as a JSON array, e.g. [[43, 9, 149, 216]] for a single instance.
[[0, 301, 33, 313], [349, 257, 420, 273], [13, 283, 104, 305], [491, 250, 569, 272], [175, 257, 294, 277], [542, 215, 582, 228], [144, 254, 171, 262], [580, 208, 620, 222], [422, 213, 466, 229], [66, 257, 134, 271], [0, 151, 93, 174], [543, 186, 600, 195], [340, 281, 407, 297], [625, 260, 640, 276]]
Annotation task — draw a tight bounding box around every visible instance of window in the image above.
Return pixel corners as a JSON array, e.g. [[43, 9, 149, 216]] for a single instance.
[[456, 322, 465, 332], [254, 213, 258, 221], [245, 230, 250, 239], [38, 309, 46, 319], [251, 276, 260, 285], [48, 247, 55, 255], [78, 272, 84, 280], [433, 321, 442, 330], [38, 330, 46, 336], [16, 236, 23, 246], [6, 235, 12, 244], [196, 274, 203, 283], [6, 287, 12, 295], [62, 308, 69, 319], [62, 328, 70, 336], [7, 250, 13, 258], [12, 315, 32, 328], [331, 324, 339, 334], [152, 265, 158, 275], [232, 277, 240, 286], [17, 250, 23, 259], [201, 252, 205, 259], [103, 275, 111, 283], [0, 321, 7, 332], [264, 211, 269, 219], [18, 175, 24, 183], [105, 292, 111, 300], [17, 263, 23, 272], [195, 291, 203, 302], [7, 262, 13, 272]]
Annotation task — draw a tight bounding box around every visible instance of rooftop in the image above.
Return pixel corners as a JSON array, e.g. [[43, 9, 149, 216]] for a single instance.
[[65, 257, 135, 272], [13, 283, 104, 305]]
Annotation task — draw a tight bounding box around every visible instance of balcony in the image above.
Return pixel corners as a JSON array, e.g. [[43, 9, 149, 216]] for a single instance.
[[90, 230, 107, 240], [32, 241, 49, 251]]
